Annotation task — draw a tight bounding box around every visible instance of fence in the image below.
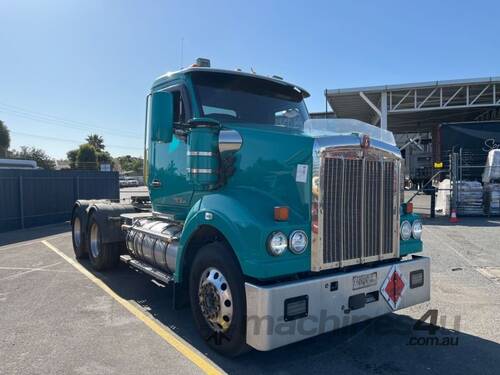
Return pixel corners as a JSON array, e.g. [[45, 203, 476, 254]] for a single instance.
[[0, 170, 119, 233], [408, 149, 500, 217]]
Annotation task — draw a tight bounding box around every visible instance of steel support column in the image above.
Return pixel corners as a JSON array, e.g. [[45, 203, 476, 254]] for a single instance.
[[380, 91, 388, 129]]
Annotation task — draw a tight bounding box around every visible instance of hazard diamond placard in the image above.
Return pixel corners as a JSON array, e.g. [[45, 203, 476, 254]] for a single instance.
[[380, 265, 407, 310]]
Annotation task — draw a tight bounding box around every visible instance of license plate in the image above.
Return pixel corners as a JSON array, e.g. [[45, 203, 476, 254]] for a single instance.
[[353, 272, 377, 290]]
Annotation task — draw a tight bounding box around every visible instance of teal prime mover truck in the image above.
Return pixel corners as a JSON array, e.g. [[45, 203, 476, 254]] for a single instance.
[[71, 59, 429, 356]]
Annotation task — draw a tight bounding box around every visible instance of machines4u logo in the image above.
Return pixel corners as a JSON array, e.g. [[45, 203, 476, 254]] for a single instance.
[[408, 310, 460, 347]]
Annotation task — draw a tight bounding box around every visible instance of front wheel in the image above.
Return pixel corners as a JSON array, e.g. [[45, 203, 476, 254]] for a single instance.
[[189, 242, 249, 357]]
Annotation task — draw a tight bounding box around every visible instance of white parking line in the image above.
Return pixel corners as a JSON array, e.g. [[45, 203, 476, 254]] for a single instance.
[[0, 261, 64, 281], [0, 233, 71, 251]]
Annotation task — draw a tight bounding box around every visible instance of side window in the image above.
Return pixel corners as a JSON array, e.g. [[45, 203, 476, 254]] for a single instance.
[[172, 91, 186, 126]]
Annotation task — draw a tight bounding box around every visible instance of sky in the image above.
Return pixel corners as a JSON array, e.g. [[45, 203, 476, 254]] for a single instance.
[[1, 0, 499, 159]]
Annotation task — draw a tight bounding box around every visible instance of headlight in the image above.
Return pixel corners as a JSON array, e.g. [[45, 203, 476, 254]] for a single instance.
[[267, 231, 288, 256], [412, 220, 423, 240], [289, 230, 308, 254], [400, 220, 412, 241]]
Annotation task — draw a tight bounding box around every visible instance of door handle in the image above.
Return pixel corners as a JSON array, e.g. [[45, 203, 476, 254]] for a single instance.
[[151, 179, 161, 188]]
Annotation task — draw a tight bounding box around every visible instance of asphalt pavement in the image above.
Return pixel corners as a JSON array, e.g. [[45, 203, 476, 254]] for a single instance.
[[0, 217, 499, 375]]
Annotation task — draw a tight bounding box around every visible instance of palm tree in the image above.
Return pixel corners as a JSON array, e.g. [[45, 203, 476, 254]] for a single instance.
[[86, 134, 105, 151]]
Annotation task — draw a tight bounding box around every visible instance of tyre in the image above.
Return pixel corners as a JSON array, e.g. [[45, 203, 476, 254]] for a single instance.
[[71, 208, 88, 259], [189, 242, 249, 357], [87, 214, 120, 271]]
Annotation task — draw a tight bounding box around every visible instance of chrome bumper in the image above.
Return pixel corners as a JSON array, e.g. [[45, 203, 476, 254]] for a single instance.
[[245, 256, 430, 351]]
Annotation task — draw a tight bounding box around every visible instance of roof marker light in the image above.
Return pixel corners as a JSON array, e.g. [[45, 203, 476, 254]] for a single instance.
[[195, 58, 211, 67]]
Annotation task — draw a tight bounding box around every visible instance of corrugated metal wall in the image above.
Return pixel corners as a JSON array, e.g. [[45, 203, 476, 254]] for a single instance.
[[0, 170, 119, 232]]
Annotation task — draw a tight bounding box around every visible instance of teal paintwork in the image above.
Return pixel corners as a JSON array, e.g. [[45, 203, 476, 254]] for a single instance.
[[148, 77, 194, 218], [399, 212, 423, 256], [176, 125, 314, 282], [400, 238, 423, 256], [148, 136, 193, 218], [149, 69, 423, 283], [149, 70, 316, 281]]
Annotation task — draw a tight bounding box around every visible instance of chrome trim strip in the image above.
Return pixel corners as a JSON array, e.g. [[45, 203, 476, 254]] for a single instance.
[[393, 160, 401, 255], [339, 156, 345, 267], [360, 158, 366, 263], [186, 168, 214, 174], [218, 129, 243, 153], [152, 211, 176, 221], [187, 151, 214, 156], [311, 142, 321, 271], [379, 156, 384, 260], [120, 255, 173, 284], [125, 224, 180, 242]]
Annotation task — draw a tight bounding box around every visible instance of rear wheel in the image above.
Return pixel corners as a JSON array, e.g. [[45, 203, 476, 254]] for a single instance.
[[71, 209, 87, 259], [87, 215, 120, 271], [189, 242, 249, 357]]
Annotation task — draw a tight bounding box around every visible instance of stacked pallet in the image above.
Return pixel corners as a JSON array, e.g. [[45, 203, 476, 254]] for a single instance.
[[482, 149, 500, 183], [485, 183, 500, 215], [456, 181, 484, 216]]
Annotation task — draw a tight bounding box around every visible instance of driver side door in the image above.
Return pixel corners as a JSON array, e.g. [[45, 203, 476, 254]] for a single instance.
[[148, 85, 194, 217]]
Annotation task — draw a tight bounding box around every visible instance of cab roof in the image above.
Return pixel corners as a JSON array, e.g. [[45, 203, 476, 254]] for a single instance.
[[152, 67, 310, 98]]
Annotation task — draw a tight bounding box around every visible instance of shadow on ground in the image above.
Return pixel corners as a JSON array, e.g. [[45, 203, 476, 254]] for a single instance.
[[77, 259, 500, 375], [0, 222, 70, 247]]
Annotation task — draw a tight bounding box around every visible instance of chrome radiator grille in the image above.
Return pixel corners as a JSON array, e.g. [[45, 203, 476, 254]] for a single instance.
[[316, 151, 400, 270]]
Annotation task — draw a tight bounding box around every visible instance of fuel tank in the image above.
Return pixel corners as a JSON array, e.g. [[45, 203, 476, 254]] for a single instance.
[[125, 218, 182, 273]]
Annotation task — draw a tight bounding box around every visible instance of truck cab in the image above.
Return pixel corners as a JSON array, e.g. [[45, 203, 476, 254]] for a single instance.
[[71, 60, 429, 356]]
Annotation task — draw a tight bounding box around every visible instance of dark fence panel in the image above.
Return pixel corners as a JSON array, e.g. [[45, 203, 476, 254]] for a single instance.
[[0, 170, 119, 233]]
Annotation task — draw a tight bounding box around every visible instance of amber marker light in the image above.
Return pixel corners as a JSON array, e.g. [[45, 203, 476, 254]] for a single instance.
[[274, 206, 289, 221]]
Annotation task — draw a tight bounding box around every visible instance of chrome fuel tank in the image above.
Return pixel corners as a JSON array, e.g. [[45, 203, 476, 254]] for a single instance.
[[125, 218, 181, 273]]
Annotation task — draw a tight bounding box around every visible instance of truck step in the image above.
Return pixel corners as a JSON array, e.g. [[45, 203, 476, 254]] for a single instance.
[[120, 255, 173, 284]]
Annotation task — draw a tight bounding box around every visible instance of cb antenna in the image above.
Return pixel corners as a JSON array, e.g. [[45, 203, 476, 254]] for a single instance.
[[180, 37, 184, 69]]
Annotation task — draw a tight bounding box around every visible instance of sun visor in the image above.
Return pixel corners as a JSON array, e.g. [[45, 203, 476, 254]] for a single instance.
[[304, 119, 396, 146]]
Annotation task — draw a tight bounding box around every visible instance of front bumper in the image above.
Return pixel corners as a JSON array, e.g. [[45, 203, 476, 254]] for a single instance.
[[245, 256, 430, 351]]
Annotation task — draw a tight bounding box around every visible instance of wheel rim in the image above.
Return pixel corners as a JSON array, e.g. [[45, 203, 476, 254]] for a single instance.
[[73, 217, 81, 248], [198, 267, 233, 332], [89, 222, 100, 258]]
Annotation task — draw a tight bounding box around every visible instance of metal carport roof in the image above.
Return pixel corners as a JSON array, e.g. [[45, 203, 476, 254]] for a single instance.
[[326, 77, 500, 133]]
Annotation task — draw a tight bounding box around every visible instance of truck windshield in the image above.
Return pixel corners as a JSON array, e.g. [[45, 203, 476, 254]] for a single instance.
[[191, 71, 309, 130]]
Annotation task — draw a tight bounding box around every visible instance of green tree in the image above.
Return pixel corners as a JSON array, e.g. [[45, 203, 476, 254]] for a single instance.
[[11, 146, 56, 169], [67, 149, 78, 168], [85, 134, 105, 152], [0, 120, 10, 157], [116, 155, 143, 173], [68, 133, 113, 170], [97, 150, 112, 164], [76, 143, 98, 170]]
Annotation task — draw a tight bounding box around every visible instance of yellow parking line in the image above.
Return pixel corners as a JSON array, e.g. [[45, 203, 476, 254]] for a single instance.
[[41, 240, 224, 375]]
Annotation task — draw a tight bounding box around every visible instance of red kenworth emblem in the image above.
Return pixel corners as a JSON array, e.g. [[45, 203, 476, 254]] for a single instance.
[[361, 134, 370, 148]]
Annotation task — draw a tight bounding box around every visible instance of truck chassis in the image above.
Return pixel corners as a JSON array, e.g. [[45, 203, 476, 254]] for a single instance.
[[71, 197, 430, 354]]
